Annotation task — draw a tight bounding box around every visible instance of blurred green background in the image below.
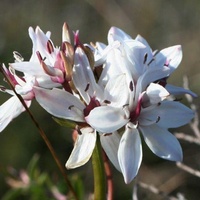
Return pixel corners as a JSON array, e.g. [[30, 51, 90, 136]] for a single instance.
[[0, 0, 200, 199]]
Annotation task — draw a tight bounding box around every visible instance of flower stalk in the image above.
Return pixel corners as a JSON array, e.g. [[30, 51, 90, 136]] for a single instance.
[[103, 151, 113, 200], [92, 135, 107, 200]]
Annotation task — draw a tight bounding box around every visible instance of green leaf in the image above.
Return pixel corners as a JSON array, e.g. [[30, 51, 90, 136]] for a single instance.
[[52, 117, 77, 128]]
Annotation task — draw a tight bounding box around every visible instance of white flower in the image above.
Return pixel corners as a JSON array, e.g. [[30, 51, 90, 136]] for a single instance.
[[94, 27, 197, 97], [86, 27, 196, 183], [0, 65, 33, 132], [0, 23, 196, 186], [31, 46, 101, 168], [10, 24, 74, 89], [34, 47, 129, 169], [87, 80, 194, 183], [0, 61, 60, 132]]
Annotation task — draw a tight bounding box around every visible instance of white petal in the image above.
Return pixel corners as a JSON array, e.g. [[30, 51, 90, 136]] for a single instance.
[[159, 45, 182, 73], [104, 74, 130, 107], [157, 101, 194, 128], [139, 101, 194, 128], [10, 62, 44, 76], [135, 66, 170, 99], [0, 96, 31, 132], [31, 26, 49, 52], [94, 42, 107, 66], [35, 75, 61, 88], [86, 106, 129, 133], [33, 87, 85, 122], [98, 46, 126, 87], [166, 84, 197, 97], [108, 27, 132, 43], [118, 126, 142, 184], [146, 83, 169, 104], [140, 124, 183, 161], [125, 41, 151, 80], [100, 132, 121, 172], [65, 127, 96, 168], [135, 35, 152, 51], [73, 47, 103, 104]]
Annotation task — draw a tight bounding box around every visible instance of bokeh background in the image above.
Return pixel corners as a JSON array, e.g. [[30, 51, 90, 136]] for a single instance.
[[0, 0, 200, 199]]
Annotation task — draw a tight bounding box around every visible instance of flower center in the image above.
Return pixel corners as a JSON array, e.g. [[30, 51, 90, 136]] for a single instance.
[[129, 96, 143, 124], [83, 97, 100, 117]]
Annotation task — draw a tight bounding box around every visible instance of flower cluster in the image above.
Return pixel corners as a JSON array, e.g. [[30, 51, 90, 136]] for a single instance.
[[0, 23, 196, 184]]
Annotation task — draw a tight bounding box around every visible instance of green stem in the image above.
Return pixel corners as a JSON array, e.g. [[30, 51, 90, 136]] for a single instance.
[[92, 135, 107, 200]]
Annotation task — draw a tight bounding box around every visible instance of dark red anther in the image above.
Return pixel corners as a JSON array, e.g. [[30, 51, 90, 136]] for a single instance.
[[104, 100, 111, 104], [129, 81, 133, 92], [84, 83, 90, 92], [143, 53, 148, 64], [36, 51, 43, 63], [47, 40, 54, 54]]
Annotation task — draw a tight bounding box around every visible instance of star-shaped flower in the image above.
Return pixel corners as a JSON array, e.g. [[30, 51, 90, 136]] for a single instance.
[[86, 27, 196, 183]]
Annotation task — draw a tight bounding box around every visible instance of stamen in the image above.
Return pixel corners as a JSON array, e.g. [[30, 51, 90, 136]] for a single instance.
[[84, 83, 90, 92], [13, 51, 24, 62], [104, 100, 111, 104], [0, 85, 6, 92], [68, 105, 74, 110], [68, 105, 84, 119], [75, 125, 82, 135], [47, 40, 54, 54], [143, 53, 148, 64], [156, 116, 160, 123], [127, 122, 138, 129], [123, 104, 130, 119], [36, 51, 42, 62], [36, 51, 44, 63], [123, 104, 129, 108], [103, 133, 112, 136], [147, 58, 155, 66], [152, 50, 159, 57], [129, 81, 133, 91], [135, 121, 139, 128]]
